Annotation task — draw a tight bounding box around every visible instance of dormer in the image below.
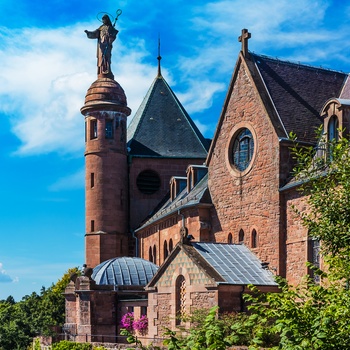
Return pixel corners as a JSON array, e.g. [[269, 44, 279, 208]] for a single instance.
[[186, 165, 208, 193], [320, 98, 350, 141], [170, 176, 187, 201]]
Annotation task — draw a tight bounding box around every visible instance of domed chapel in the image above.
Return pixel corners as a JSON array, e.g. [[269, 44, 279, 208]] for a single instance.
[[64, 21, 350, 346]]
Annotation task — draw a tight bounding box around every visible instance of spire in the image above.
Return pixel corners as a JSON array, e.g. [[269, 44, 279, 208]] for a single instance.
[[157, 35, 162, 77]]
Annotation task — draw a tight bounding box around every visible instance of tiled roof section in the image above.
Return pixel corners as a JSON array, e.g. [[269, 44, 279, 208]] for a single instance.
[[136, 172, 211, 231], [92, 257, 158, 286], [127, 75, 210, 157], [340, 75, 350, 99], [251, 54, 347, 143], [192, 242, 277, 286]]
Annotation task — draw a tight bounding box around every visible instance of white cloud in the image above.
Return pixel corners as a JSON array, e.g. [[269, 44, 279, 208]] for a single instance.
[[49, 168, 85, 191], [0, 263, 16, 283]]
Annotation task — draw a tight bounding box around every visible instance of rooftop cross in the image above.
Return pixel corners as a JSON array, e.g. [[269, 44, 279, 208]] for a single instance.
[[238, 28, 251, 57], [157, 35, 162, 77]]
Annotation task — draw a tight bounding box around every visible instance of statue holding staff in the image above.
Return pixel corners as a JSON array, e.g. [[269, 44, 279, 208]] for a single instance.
[[85, 11, 121, 77]]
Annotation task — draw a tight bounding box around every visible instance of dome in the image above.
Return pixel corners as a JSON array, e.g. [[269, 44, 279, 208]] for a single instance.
[[92, 257, 158, 286], [81, 78, 131, 115]]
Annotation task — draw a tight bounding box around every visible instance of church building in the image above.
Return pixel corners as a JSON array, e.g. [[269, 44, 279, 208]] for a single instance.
[[64, 26, 350, 344]]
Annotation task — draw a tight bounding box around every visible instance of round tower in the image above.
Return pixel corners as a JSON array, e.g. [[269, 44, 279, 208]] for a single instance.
[[81, 77, 131, 268]]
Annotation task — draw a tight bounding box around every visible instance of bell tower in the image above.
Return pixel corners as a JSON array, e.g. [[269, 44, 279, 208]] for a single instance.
[[81, 12, 131, 268]]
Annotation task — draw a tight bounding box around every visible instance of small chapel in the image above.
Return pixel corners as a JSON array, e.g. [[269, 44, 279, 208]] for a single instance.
[[64, 23, 350, 345]]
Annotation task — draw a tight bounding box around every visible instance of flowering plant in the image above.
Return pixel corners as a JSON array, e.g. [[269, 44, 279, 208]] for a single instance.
[[120, 312, 134, 332], [120, 312, 148, 335], [133, 314, 148, 335]]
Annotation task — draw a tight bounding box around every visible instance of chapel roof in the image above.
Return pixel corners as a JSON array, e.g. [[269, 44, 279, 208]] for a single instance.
[[147, 242, 277, 288], [92, 257, 158, 286], [250, 53, 347, 143], [127, 72, 210, 158], [192, 242, 277, 286]]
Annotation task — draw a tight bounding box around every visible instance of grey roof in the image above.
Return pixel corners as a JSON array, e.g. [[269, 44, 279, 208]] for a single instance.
[[127, 74, 209, 158], [251, 53, 347, 144], [136, 171, 211, 231], [92, 257, 158, 286], [192, 242, 277, 286]]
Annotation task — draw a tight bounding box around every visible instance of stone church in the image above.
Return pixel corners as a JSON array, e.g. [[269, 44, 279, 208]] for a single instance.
[[64, 27, 350, 344]]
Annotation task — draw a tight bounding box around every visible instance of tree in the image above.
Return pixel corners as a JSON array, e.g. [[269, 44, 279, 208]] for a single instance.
[[0, 267, 80, 350]]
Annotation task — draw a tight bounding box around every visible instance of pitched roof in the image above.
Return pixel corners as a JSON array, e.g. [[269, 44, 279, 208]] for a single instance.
[[127, 74, 210, 158], [207, 51, 347, 164], [136, 171, 211, 231], [147, 242, 277, 288], [192, 242, 277, 286], [251, 53, 347, 143]]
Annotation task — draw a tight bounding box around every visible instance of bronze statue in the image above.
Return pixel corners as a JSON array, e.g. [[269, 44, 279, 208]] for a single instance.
[[85, 13, 120, 76]]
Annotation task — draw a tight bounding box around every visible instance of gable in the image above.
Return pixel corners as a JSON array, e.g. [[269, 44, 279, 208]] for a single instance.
[[150, 246, 217, 288]]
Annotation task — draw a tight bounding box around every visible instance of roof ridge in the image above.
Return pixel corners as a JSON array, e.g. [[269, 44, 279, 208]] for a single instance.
[[251, 52, 346, 75]]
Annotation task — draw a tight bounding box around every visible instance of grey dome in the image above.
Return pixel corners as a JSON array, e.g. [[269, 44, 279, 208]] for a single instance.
[[92, 257, 158, 286]]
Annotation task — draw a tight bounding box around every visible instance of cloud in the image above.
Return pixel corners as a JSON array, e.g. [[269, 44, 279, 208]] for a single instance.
[[49, 168, 85, 191], [0, 263, 16, 283]]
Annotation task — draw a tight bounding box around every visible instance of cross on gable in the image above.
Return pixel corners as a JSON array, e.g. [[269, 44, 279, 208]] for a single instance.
[[238, 29, 251, 57]]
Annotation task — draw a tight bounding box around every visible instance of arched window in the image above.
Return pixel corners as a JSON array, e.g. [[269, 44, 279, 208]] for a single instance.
[[169, 239, 173, 253], [149, 246, 153, 263], [232, 128, 254, 171], [308, 238, 320, 283], [228, 233, 233, 244], [153, 245, 157, 264], [175, 275, 186, 325], [328, 115, 339, 141], [251, 229, 257, 248], [164, 240, 169, 260], [238, 229, 244, 243]]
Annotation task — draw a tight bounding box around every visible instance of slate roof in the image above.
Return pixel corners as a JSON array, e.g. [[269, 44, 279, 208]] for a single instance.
[[92, 257, 158, 286], [136, 171, 211, 231], [251, 53, 347, 144], [192, 242, 277, 286], [127, 74, 210, 157]]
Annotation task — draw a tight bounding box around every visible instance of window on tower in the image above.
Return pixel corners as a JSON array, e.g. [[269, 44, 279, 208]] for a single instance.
[[105, 120, 113, 139], [90, 119, 97, 139]]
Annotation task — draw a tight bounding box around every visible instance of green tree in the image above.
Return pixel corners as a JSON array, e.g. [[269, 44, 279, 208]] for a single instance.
[[0, 267, 80, 350]]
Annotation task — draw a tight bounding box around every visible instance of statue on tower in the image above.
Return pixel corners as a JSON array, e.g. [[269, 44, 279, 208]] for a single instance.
[[85, 11, 121, 77]]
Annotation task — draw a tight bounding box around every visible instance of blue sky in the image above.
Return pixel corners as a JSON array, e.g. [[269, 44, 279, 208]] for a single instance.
[[1, 0, 350, 300]]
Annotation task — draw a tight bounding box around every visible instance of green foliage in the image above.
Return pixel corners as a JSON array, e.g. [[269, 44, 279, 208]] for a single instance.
[[0, 267, 80, 350], [52, 340, 92, 350]]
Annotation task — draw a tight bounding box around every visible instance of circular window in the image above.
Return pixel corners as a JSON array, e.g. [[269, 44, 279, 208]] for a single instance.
[[136, 170, 161, 194], [231, 128, 254, 171]]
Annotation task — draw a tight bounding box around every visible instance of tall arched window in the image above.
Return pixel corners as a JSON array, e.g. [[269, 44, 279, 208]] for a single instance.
[[308, 238, 320, 283], [228, 233, 233, 244], [169, 239, 173, 253], [328, 115, 339, 141], [153, 245, 157, 264], [238, 229, 244, 243], [251, 229, 257, 248], [175, 275, 186, 325], [164, 240, 169, 261], [149, 246, 153, 263]]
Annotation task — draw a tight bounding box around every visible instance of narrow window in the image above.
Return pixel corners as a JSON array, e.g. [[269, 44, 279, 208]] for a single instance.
[[105, 120, 113, 139], [90, 119, 97, 139], [308, 238, 320, 283], [251, 229, 258, 248], [153, 245, 157, 264], [91, 220, 95, 232], [90, 173, 95, 188], [328, 115, 339, 142], [164, 240, 169, 260], [169, 239, 173, 253], [175, 275, 186, 325], [228, 233, 233, 244], [238, 229, 244, 243], [149, 246, 153, 263]]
